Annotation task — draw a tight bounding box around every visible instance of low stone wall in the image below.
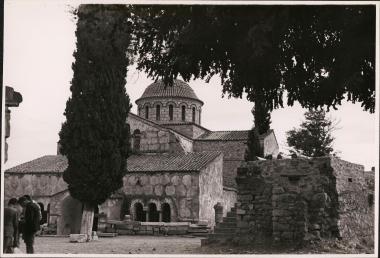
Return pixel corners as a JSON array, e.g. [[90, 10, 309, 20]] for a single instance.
[[233, 157, 374, 246], [104, 221, 191, 235]]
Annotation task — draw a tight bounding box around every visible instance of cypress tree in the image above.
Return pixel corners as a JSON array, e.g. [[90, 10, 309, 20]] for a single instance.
[[245, 127, 263, 161], [59, 5, 132, 240]]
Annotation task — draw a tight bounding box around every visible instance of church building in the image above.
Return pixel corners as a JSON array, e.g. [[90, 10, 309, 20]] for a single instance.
[[4, 80, 279, 235]]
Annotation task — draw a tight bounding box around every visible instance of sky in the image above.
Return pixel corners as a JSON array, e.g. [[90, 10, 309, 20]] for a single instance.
[[2, 1, 378, 171]]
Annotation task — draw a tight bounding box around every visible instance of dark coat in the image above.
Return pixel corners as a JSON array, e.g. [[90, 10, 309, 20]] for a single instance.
[[4, 207, 18, 240], [23, 202, 41, 234]]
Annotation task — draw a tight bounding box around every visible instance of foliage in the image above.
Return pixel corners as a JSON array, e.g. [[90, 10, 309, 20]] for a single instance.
[[59, 5, 132, 205], [253, 98, 271, 135], [245, 127, 263, 161], [130, 5, 375, 112], [286, 109, 336, 157]]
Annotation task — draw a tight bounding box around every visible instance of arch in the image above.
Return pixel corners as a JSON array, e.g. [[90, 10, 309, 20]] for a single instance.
[[130, 199, 146, 221], [181, 105, 186, 121], [169, 104, 174, 121], [58, 195, 83, 235], [133, 129, 141, 152], [162, 197, 177, 222], [162, 203, 171, 222], [148, 203, 159, 222], [156, 104, 161, 121], [134, 203, 146, 222], [145, 106, 149, 119], [120, 198, 130, 220], [147, 199, 161, 211], [192, 107, 196, 123]]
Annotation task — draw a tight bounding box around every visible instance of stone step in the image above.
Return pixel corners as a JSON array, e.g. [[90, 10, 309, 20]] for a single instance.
[[218, 222, 237, 228], [214, 227, 236, 234], [188, 228, 210, 234], [223, 217, 237, 223], [98, 232, 118, 237]]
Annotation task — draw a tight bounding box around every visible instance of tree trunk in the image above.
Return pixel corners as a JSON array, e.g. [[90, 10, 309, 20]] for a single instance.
[[80, 203, 94, 241]]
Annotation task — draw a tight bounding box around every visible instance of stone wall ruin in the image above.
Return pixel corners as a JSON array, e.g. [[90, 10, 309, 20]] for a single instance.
[[232, 157, 374, 246]]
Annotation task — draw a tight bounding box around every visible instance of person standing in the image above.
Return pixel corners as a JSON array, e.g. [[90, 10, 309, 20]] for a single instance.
[[18, 195, 41, 254], [3, 198, 19, 253]]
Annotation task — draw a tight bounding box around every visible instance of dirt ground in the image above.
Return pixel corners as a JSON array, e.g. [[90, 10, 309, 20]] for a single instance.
[[17, 235, 203, 254], [15, 235, 374, 255]]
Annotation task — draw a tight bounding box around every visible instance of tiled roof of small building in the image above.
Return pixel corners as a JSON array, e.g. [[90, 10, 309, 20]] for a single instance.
[[5, 155, 68, 173], [196, 130, 250, 141], [6, 152, 222, 174], [127, 152, 222, 172], [136, 79, 203, 104]]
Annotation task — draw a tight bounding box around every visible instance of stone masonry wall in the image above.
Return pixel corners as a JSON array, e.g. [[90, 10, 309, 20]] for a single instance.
[[234, 157, 374, 245], [262, 132, 279, 157], [198, 154, 224, 227], [4, 172, 67, 204], [194, 140, 246, 189], [128, 115, 171, 153], [331, 158, 374, 244], [122, 172, 200, 223], [222, 188, 237, 217]]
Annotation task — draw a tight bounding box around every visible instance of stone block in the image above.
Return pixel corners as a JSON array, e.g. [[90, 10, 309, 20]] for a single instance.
[[176, 184, 187, 197], [165, 185, 175, 196], [154, 185, 163, 196], [161, 174, 171, 185], [182, 175, 192, 187], [236, 209, 246, 215], [171, 175, 180, 185]]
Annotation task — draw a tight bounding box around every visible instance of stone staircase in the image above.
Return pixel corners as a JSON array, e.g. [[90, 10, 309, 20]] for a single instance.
[[188, 223, 212, 237], [202, 206, 238, 245]]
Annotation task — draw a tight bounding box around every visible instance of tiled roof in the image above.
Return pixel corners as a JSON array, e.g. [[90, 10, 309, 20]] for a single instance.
[[196, 130, 250, 141], [136, 79, 203, 104], [5, 155, 68, 173], [6, 152, 222, 174], [127, 152, 222, 172]]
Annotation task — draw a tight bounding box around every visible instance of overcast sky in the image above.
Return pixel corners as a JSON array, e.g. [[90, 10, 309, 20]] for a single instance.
[[3, 1, 378, 170]]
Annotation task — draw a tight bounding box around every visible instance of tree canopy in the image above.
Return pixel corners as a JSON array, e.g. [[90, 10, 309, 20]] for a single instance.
[[286, 109, 336, 157], [131, 5, 375, 113]]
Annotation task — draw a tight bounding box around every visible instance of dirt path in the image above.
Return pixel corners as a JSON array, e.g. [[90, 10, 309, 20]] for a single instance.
[[17, 235, 203, 254]]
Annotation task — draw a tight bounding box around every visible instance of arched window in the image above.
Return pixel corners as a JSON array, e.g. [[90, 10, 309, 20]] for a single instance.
[[156, 105, 161, 121], [133, 129, 141, 152], [145, 106, 149, 119], [181, 106, 186, 121], [192, 107, 196, 123], [199, 109, 201, 124], [162, 203, 171, 222], [134, 203, 145, 222], [148, 203, 159, 222], [169, 105, 174, 121]]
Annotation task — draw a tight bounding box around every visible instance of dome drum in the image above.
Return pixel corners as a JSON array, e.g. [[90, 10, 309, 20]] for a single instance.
[[136, 80, 203, 125]]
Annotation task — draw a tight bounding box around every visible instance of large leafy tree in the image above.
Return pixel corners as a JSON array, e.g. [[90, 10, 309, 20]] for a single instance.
[[59, 5, 132, 240], [131, 5, 375, 113], [286, 109, 335, 157]]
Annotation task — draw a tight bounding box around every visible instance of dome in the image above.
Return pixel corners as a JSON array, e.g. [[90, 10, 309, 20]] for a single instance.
[[136, 79, 203, 105]]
